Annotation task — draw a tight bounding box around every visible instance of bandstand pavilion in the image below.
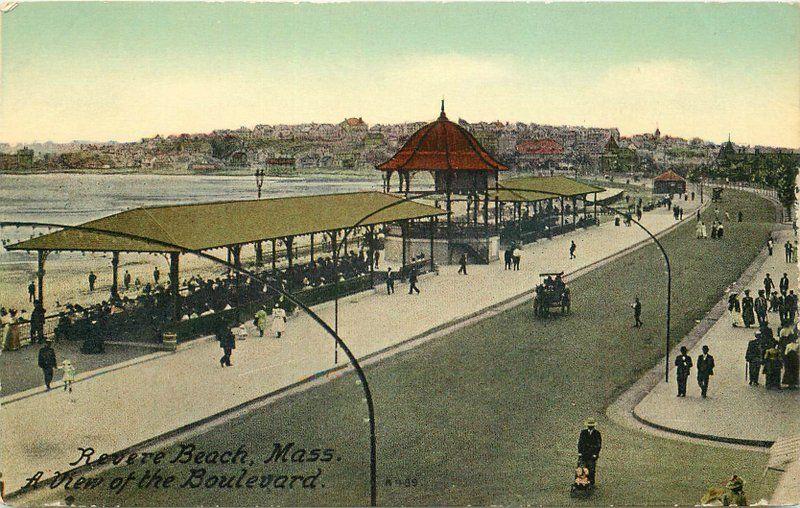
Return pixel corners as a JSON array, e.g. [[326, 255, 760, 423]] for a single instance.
[[377, 102, 604, 264]]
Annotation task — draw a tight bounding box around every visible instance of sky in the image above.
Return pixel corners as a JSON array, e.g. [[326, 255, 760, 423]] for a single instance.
[[1, 2, 798, 147]]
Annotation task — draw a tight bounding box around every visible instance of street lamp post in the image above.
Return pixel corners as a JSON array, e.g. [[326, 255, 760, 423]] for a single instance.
[[254, 167, 265, 266]]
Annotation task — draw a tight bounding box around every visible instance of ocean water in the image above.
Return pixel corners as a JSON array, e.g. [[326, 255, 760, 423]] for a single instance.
[[0, 172, 383, 265]]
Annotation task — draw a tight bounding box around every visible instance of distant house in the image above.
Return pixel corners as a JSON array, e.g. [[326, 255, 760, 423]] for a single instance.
[[653, 170, 686, 195], [515, 138, 565, 170], [600, 136, 639, 173]]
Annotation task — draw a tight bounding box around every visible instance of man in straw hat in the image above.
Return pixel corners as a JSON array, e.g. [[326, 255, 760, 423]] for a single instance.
[[721, 475, 747, 506], [577, 418, 602, 485]]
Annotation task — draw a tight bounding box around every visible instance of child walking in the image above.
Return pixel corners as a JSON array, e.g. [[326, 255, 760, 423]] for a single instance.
[[59, 359, 76, 393]]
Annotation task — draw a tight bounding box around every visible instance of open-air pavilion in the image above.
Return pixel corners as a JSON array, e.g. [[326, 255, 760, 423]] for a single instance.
[[489, 175, 605, 244], [7, 191, 446, 331]]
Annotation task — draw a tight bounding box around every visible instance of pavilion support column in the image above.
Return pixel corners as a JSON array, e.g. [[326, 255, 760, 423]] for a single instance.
[[572, 196, 577, 225], [231, 245, 242, 309], [111, 252, 120, 301], [169, 252, 180, 322], [255, 241, 263, 267], [483, 191, 489, 229], [310, 233, 315, 263], [285, 237, 294, 288], [560, 197, 565, 228], [36, 250, 47, 308], [446, 175, 453, 264], [401, 220, 408, 270], [594, 192, 598, 220], [429, 217, 436, 272], [271, 239, 277, 272], [367, 226, 375, 287]]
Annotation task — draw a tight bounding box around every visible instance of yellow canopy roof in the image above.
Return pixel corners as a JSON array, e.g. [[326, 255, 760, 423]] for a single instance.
[[7, 191, 446, 253], [493, 176, 605, 202]]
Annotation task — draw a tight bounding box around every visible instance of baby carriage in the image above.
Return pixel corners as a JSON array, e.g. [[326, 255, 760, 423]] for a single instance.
[[569, 461, 594, 498]]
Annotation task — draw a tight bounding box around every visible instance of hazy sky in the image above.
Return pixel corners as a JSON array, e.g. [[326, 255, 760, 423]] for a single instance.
[[1, 2, 798, 147]]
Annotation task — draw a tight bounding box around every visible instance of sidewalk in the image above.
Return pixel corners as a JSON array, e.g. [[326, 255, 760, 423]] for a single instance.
[[634, 228, 800, 445], [1, 196, 701, 494]]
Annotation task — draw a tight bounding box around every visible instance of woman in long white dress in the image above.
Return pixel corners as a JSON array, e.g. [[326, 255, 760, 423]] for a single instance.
[[271, 303, 287, 338], [728, 292, 743, 327]]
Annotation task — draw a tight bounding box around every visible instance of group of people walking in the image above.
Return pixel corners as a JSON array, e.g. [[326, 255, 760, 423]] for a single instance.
[[674, 345, 716, 398], [745, 323, 799, 390], [729, 275, 797, 329], [503, 244, 523, 270]]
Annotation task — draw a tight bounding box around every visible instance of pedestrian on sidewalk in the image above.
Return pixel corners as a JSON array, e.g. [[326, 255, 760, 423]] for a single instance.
[[386, 267, 395, 294], [58, 358, 76, 393], [569, 241, 577, 260], [716, 221, 724, 239], [674, 346, 692, 397], [28, 281, 35, 302], [216, 319, 235, 367], [271, 302, 287, 338], [767, 238, 774, 256], [783, 339, 799, 389], [741, 290, 755, 328], [458, 253, 468, 275], [512, 246, 522, 270], [728, 293, 743, 327], [37, 338, 57, 390], [88, 271, 97, 292], [790, 290, 799, 324], [577, 418, 602, 485], [755, 290, 768, 326], [504, 247, 513, 270], [770, 291, 781, 313], [631, 297, 642, 328], [763, 344, 783, 390], [745, 336, 762, 386], [785, 241, 793, 263], [780, 273, 789, 296], [764, 273, 775, 296], [408, 267, 420, 295], [254, 305, 268, 337], [696, 345, 715, 398]]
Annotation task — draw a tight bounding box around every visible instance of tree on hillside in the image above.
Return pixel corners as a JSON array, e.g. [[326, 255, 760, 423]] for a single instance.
[[777, 163, 799, 212]]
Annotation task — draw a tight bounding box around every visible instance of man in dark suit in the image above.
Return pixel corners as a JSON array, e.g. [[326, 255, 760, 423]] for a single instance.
[[37, 339, 57, 390], [408, 268, 420, 295], [780, 273, 790, 296], [216, 319, 235, 368], [745, 337, 762, 386], [696, 345, 715, 398], [578, 418, 602, 485], [632, 297, 642, 328], [674, 346, 693, 397]]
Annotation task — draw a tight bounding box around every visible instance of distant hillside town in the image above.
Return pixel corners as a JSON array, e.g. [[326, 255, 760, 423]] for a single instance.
[[1, 117, 797, 180]]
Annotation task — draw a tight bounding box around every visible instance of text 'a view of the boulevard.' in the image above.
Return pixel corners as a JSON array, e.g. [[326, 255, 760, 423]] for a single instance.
[[0, 2, 799, 508]]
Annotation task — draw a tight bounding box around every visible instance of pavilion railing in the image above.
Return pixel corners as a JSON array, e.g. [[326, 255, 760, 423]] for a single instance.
[[14, 259, 437, 348]]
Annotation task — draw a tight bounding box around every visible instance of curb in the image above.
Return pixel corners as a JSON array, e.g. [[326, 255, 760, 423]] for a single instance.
[[611, 189, 785, 450]]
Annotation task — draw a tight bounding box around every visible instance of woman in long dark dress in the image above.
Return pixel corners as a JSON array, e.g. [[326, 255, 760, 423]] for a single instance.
[[763, 346, 783, 390], [783, 340, 799, 389]]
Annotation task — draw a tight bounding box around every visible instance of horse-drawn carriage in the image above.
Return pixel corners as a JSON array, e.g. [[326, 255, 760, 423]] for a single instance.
[[534, 272, 571, 317]]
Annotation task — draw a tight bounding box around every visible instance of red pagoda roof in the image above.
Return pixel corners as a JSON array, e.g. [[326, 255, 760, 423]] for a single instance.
[[654, 170, 686, 182], [377, 103, 508, 172]]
